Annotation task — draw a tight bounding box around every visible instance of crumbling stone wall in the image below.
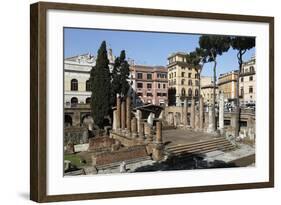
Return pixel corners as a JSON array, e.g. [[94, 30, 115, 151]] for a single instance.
[[64, 127, 88, 145], [88, 136, 116, 151]]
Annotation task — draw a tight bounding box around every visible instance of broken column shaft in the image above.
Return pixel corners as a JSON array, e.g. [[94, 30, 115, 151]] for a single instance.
[[190, 97, 195, 129], [155, 121, 163, 144], [116, 96, 121, 130], [126, 96, 131, 132], [121, 99, 126, 130]]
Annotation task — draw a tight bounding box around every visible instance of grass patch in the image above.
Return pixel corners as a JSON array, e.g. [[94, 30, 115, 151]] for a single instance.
[[64, 154, 86, 168]]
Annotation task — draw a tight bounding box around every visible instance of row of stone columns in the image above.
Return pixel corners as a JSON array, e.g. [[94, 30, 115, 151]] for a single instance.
[[113, 96, 163, 144], [183, 97, 204, 131]]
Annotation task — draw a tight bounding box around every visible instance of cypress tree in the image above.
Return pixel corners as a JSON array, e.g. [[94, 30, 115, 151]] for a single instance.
[[110, 56, 121, 107], [90, 41, 111, 128], [110, 50, 130, 106], [119, 50, 130, 97]]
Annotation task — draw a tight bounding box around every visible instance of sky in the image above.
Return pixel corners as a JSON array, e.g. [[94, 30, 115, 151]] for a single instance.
[[64, 28, 255, 77]]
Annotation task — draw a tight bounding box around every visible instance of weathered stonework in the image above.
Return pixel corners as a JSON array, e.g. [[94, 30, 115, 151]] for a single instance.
[[190, 98, 195, 129], [88, 137, 116, 152], [121, 100, 126, 130], [126, 96, 131, 132], [92, 145, 148, 166]]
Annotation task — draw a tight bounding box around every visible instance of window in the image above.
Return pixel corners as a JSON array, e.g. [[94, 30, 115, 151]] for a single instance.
[[241, 77, 244, 82], [147, 83, 152, 89], [137, 92, 143, 96], [157, 73, 163, 78], [181, 72, 185, 77], [250, 66, 254, 72], [188, 80, 192, 86], [224, 120, 231, 126], [249, 76, 253, 81], [137, 83, 143, 88], [86, 97, 91, 104], [71, 79, 78, 91], [147, 93, 153, 97], [181, 88, 186, 96], [86, 80, 91, 91], [147, 73, 152, 80], [163, 84, 166, 89], [157, 93, 161, 96], [188, 88, 192, 97], [240, 87, 244, 97], [158, 83, 161, 89], [162, 93, 167, 96], [195, 89, 199, 96], [71, 97, 78, 107], [188, 73, 192, 78], [137, 73, 143, 79], [174, 72, 176, 77], [240, 121, 248, 127], [195, 80, 199, 86], [181, 79, 185, 85], [249, 86, 253, 93]]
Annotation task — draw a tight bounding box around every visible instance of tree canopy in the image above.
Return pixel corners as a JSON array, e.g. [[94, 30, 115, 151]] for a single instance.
[[199, 35, 231, 62], [231, 36, 255, 69]]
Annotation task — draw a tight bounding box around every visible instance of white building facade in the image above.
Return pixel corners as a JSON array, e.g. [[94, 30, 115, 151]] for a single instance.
[[239, 56, 256, 105], [64, 50, 115, 107]]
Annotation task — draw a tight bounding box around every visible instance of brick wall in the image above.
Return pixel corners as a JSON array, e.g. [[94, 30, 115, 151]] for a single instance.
[[93, 145, 148, 165], [88, 137, 115, 151]]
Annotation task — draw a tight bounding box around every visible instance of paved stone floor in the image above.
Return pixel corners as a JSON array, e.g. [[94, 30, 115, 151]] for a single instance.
[[162, 129, 218, 147]]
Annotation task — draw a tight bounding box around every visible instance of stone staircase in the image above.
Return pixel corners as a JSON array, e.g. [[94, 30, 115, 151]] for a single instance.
[[165, 137, 236, 157]]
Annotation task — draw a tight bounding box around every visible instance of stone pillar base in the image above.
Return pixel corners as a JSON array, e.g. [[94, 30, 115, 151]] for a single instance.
[[152, 143, 165, 161]]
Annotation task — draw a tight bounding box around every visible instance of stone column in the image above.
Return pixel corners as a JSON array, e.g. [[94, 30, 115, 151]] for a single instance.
[[138, 122, 144, 140], [136, 110, 142, 133], [195, 108, 200, 130], [116, 96, 121, 130], [113, 110, 117, 131], [155, 121, 163, 143], [73, 111, 80, 127], [199, 96, 204, 130], [183, 98, 188, 126], [152, 122, 164, 161], [121, 100, 126, 130], [190, 98, 195, 129], [219, 92, 224, 135], [131, 117, 137, 138], [126, 96, 131, 132], [207, 105, 214, 133], [144, 123, 152, 142]]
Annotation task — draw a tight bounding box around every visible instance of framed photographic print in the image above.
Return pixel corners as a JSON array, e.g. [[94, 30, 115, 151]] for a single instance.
[[30, 1, 274, 202]]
